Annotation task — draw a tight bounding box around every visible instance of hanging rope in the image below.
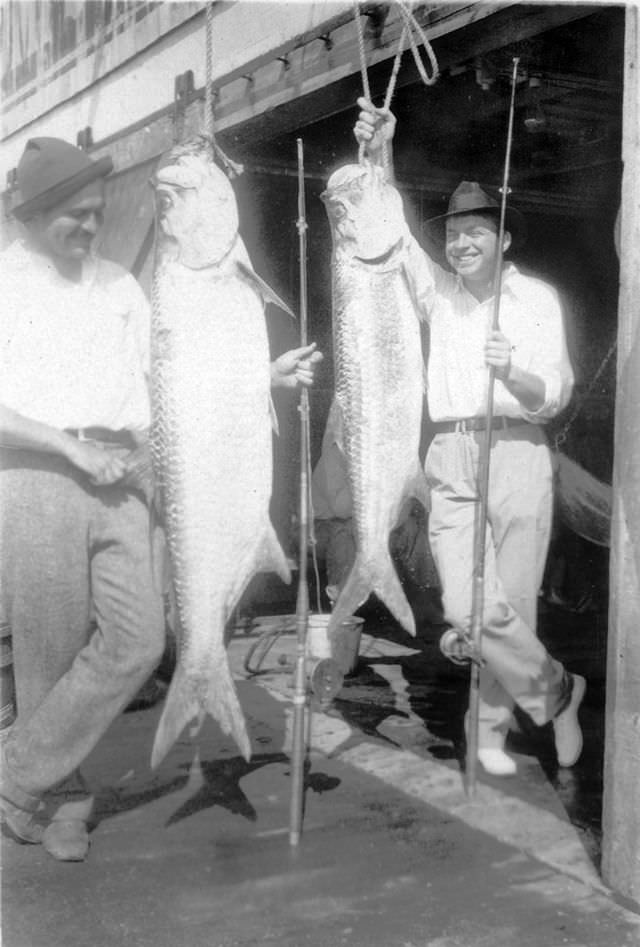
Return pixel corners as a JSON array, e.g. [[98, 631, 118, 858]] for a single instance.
[[353, 0, 439, 165], [204, 2, 215, 144], [203, 1, 243, 177]]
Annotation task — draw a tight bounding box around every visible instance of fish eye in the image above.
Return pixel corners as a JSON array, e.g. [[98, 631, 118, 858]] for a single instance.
[[330, 202, 347, 220], [156, 192, 174, 213]]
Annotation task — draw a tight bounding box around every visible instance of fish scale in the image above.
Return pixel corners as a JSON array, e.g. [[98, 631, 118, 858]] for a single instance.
[[149, 140, 290, 768], [322, 163, 430, 640]]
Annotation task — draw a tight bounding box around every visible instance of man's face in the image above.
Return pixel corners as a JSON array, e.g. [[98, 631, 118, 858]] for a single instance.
[[30, 179, 106, 263], [445, 213, 510, 286]]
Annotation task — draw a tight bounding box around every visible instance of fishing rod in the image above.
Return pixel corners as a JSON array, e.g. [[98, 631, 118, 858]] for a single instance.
[[465, 57, 520, 797], [289, 137, 311, 847]]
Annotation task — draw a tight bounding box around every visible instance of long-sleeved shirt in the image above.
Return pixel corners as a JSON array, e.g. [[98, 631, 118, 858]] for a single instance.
[[404, 236, 574, 424], [1, 239, 151, 432]]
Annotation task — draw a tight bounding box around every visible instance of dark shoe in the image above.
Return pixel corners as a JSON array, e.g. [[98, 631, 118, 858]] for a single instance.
[[553, 673, 586, 767], [0, 779, 45, 844], [43, 819, 89, 862]]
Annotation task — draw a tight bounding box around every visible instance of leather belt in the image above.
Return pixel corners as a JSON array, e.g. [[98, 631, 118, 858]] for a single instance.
[[65, 427, 137, 449], [431, 416, 527, 435]]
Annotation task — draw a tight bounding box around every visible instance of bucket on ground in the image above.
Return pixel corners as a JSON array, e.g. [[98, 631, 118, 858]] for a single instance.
[[0, 621, 16, 730], [307, 613, 364, 675]]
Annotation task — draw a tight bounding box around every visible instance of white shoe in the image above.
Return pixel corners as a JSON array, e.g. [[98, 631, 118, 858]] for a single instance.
[[553, 673, 586, 767], [477, 748, 517, 777]]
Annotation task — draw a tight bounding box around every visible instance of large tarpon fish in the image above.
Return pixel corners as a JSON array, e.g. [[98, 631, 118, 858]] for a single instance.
[[149, 138, 291, 768], [321, 162, 430, 638]]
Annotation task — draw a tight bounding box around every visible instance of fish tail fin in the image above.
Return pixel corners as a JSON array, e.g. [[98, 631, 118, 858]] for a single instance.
[[326, 556, 371, 638], [260, 522, 291, 584], [328, 549, 416, 637], [372, 556, 416, 636], [151, 663, 251, 769], [327, 557, 372, 637]]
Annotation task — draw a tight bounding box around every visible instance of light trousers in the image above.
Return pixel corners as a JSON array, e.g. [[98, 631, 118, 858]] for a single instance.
[[0, 450, 165, 818], [425, 424, 567, 747]]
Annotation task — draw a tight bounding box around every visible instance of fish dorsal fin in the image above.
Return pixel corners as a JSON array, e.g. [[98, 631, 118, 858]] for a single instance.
[[236, 260, 295, 318]]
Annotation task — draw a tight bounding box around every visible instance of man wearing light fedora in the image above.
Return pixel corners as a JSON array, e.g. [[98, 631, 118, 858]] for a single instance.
[[0, 137, 321, 861], [354, 98, 586, 777]]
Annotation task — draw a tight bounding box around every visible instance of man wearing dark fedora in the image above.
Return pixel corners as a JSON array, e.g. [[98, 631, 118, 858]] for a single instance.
[[354, 98, 585, 777], [0, 137, 321, 861]]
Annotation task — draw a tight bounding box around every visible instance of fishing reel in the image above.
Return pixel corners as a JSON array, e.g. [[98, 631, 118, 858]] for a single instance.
[[306, 657, 344, 709], [439, 628, 485, 668]]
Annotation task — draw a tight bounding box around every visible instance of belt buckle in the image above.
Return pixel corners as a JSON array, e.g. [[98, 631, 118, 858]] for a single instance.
[[455, 419, 467, 434], [76, 428, 90, 442]]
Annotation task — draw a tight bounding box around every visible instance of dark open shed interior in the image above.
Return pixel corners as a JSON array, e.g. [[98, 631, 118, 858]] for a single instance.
[[220, 4, 623, 560]]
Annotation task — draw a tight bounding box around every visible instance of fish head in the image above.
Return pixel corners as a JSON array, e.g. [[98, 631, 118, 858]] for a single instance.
[[321, 162, 407, 262], [151, 138, 239, 268]]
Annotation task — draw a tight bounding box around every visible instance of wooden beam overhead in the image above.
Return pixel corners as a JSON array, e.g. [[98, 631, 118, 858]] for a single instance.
[[30, 1, 617, 225], [213, 2, 598, 146]]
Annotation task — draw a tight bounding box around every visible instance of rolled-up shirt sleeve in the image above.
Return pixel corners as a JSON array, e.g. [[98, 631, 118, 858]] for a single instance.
[[510, 275, 574, 422]]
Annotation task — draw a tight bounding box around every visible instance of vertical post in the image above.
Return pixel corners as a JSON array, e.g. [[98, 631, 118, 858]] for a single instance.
[[289, 138, 310, 847], [602, 4, 640, 906]]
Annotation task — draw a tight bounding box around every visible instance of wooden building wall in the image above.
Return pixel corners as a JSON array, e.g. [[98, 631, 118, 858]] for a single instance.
[[602, 2, 640, 907]]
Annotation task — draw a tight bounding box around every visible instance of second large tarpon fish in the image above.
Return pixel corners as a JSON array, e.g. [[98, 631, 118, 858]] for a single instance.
[[149, 138, 291, 768], [321, 162, 430, 638]]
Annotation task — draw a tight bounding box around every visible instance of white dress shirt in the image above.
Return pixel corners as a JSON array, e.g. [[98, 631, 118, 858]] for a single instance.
[[1, 239, 151, 432], [404, 237, 574, 423]]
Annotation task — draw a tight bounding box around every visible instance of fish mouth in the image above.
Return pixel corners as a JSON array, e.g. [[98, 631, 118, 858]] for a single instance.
[[353, 237, 402, 265]]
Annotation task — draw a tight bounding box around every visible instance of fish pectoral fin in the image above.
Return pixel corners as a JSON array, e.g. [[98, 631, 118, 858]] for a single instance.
[[269, 394, 280, 436], [401, 259, 429, 324], [236, 261, 296, 318], [258, 523, 292, 585], [406, 463, 431, 513]]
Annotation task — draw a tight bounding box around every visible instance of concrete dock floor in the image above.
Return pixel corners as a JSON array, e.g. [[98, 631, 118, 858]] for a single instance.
[[2, 601, 639, 947]]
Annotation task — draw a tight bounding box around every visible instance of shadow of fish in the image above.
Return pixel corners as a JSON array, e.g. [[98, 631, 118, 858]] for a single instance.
[[321, 162, 429, 638], [149, 138, 292, 768]]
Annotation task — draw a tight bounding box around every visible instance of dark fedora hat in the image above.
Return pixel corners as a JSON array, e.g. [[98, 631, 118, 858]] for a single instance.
[[427, 181, 526, 248], [12, 137, 113, 222]]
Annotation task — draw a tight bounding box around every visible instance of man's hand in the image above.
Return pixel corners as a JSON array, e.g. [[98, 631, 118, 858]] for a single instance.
[[354, 97, 397, 158], [271, 343, 323, 390], [485, 331, 546, 411], [485, 331, 512, 381], [65, 438, 128, 486]]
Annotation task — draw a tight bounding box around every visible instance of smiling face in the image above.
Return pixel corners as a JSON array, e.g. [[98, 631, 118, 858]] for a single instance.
[[28, 179, 106, 266], [445, 213, 511, 292]]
